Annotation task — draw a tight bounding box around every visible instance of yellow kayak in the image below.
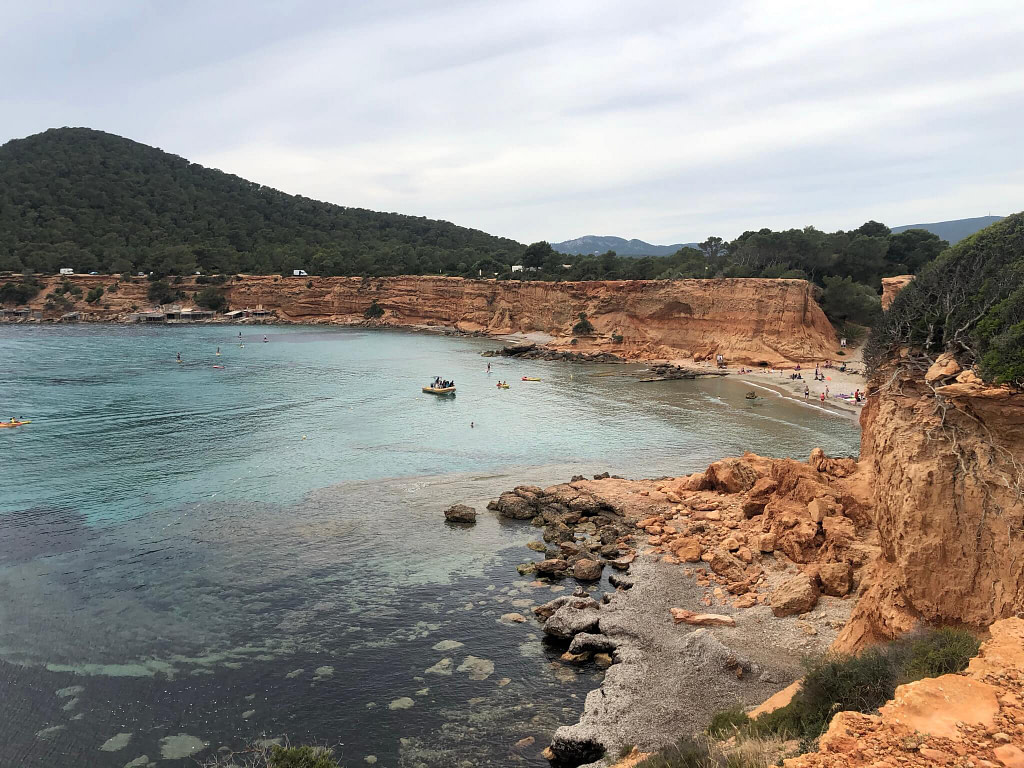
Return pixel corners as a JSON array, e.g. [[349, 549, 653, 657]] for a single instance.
[[0, 420, 31, 428], [497, 384, 510, 389], [423, 386, 456, 395], [521, 377, 541, 382]]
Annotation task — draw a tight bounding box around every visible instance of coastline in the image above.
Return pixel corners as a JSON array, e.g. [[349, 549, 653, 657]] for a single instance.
[[484, 454, 875, 766]]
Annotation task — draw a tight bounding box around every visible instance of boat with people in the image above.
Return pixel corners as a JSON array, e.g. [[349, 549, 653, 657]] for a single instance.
[[0, 420, 31, 428], [423, 386, 456, 396], [424, 376, 456, 396]]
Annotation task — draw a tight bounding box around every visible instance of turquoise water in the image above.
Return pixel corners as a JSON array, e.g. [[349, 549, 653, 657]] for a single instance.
[[0, 325, 860, 767]]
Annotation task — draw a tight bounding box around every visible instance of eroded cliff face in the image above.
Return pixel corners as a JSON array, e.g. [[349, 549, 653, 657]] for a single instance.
[[880, 275, 914, 310], [24, 275, 839, 366], [836, 359, 1024, 651]]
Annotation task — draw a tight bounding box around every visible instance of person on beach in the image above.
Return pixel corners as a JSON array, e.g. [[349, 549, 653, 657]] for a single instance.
[[820, 392, 825, 404], [825, 386, 830, 399], [804, 384, 809, 399]]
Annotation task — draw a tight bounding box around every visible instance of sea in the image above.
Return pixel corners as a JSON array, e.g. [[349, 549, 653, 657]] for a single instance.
[[0, 325, 861, 767]]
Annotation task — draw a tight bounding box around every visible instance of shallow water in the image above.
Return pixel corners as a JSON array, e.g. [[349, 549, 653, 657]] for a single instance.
[[0, 325, 860, 766]]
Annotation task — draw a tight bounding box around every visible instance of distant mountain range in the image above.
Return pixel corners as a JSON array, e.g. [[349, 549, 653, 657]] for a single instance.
[[551, 235, 698, 257], [890, 216, 1004, 244], [553, 216, 1004, 259]]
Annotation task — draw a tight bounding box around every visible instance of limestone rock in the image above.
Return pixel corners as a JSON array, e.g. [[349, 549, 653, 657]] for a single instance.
[[771, 574, 819, 617], [572, 558, 604, 581], [818, 561, 852, 596], [443, 504, 477, 523], [670, 609, 735, 627]]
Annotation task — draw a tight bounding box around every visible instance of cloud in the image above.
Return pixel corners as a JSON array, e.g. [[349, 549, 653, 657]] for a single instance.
[[3, 0, 1023, 243]]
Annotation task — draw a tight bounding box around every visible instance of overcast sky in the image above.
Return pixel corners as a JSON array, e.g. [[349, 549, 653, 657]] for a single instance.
[[3, 0, 1022, 244]]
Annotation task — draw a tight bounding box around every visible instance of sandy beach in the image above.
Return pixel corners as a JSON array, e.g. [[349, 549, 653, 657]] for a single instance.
[[678, 343, 869, 421]]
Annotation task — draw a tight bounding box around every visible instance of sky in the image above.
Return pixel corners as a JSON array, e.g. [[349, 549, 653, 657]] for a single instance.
[[2, 0, 1023, 244]]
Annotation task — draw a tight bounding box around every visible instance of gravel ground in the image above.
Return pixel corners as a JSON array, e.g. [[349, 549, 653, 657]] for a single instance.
[[553, 554, 853, 767]]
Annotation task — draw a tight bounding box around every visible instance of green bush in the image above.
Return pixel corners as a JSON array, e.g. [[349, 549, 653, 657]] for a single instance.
[[745, 628, 979, 744], [364, 300, 384, 319], [869, 212, 1024, 387], [195, 286, 227, 312], [147, 279, 178, 305], [573, 311, 594, 335], [707, 707, 751, 737], [0, 276, 41, 305], [85, 286, 104, 303]]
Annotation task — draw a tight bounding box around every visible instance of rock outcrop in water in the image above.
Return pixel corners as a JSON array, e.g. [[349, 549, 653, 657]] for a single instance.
[[21, 274, 838, 366]]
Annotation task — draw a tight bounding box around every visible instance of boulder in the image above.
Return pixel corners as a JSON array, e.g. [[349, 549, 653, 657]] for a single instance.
[[608, 573, 634, 589], [572, 558, 604, 581], [672, 538, 703, 562], [567, 632, 617, 654], [495, 492, 536, 520], [757, 533, 777, 553], [742, 499, 767, 518], [609, 552, 635, 570], [443, 504, 477, 523], [535, 558, 569, 577], [704, 458, 760, 494], [771, 574, 819, 617], [709, 549, 746, 582], [818, 561, 852, 596], [543, 604, 601, 640]]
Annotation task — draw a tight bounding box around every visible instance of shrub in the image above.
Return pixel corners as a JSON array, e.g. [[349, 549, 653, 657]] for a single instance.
[[0, 276, 41, 305], [85, 286, 104, 303], [364, 300, 384, 319], [868, 212, 1024, 387], [612, 332, 624, 343], [147, 279, 178, 306], [573, 311, 594, 335], [306, 280, 313, 289], [195, 286, 227, 312], [636, 736, 716, 768], [707, 707, 750, 737], [744, 628, 979, 744]]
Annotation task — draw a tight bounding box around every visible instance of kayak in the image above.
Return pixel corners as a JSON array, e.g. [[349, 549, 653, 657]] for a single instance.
[[423, 386, 456, 396], [497, 384, 510, 389], [521, 377, 541, 381], [0, 420, 31, 428], [213, 365, 225, 369]]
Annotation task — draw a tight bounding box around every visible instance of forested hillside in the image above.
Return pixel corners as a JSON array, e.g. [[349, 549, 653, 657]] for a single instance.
[[0, 128, 524, 276], [1, 127, 959, 327]]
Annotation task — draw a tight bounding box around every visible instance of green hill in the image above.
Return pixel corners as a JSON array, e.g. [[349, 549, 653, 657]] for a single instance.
[[0, 127, 524, 275], [891, 216, 1004, 244]]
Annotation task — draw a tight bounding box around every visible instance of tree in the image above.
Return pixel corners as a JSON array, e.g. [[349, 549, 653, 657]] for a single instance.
[[819, 275, 881, 325], [195, 286, 227, 312], [147, 279, 177, 306], [699, 236, 727, 270], [523, 241, 554, 270], [856, 220, 891, 238], [85, 286, 104, 303], [885, 229, 948, 274]]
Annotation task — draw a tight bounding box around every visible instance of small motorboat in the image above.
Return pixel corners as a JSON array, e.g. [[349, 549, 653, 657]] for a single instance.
[[0, 420, 31, 429], [521, 377, 541, 382], [423, 386, 456, 396]]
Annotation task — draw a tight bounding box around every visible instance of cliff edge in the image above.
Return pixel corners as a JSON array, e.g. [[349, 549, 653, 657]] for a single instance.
[[22, 274, 839, 366]]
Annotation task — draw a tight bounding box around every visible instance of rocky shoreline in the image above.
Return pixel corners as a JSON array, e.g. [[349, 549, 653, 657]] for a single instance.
[[478, 450, 876, 765]]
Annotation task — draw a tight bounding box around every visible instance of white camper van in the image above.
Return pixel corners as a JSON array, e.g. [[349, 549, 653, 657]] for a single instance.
[[292, 269, 309, 277]]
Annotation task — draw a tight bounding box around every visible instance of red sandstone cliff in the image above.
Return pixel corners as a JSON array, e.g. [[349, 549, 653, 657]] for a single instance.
[[880, 274, 914, 310], [835, 356, 1024, 651], [21, 274, 839, 366]]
